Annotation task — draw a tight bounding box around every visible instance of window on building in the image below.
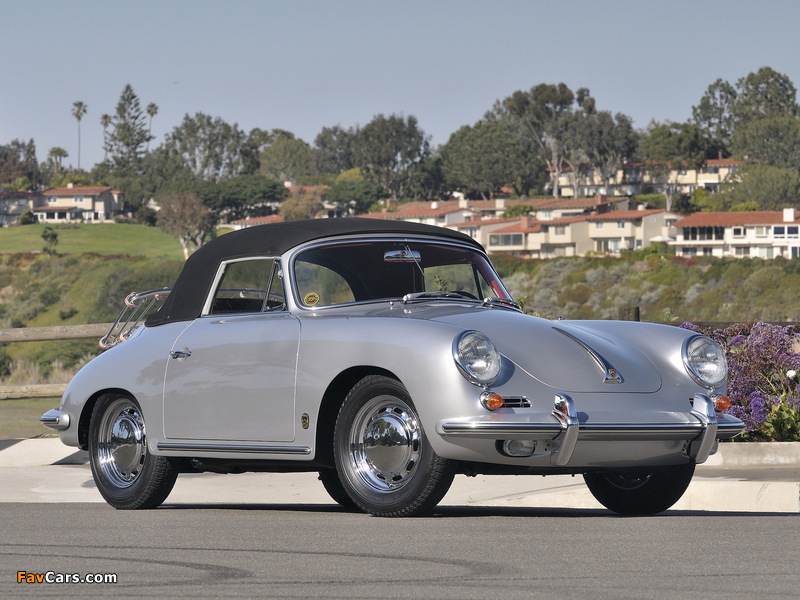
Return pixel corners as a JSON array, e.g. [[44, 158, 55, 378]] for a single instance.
[[489, 234, 523, 247], [595, 221, 604, 229], [732, 227, 744, 238], [734, 246, 750, 256], [775, 226, 786, 238], [554, 225, 566, 235], [755, 247, 774, 259], [755, 226, 768, 237]]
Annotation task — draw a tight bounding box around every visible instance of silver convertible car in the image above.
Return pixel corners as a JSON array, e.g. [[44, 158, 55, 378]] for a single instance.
[[42, 218, 743, 516]]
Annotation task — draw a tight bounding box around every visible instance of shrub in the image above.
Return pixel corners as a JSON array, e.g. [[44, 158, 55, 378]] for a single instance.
[[681, 321, 800, 441]]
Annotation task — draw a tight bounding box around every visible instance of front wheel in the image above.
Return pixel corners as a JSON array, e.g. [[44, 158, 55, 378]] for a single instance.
[[583, 463, 696, 515], [88, 393, 178, 509], [333, 375, 455, 517]]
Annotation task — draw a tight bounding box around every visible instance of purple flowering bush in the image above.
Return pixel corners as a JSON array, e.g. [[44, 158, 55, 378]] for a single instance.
[[680, 321, 800, 442]]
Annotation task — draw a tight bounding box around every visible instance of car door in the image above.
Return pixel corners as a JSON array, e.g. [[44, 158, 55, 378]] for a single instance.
[[162, 258, 300, 443]]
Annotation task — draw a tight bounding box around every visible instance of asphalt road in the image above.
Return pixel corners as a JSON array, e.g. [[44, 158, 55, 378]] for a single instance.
[[2, 503, 798, 599]]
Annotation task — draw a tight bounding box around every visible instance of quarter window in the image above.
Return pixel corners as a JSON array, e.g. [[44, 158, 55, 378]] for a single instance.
[[209, 258, 283, 314]]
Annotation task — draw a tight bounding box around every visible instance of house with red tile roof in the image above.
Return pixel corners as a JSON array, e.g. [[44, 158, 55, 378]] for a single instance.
[[552, 158, 744, 198], [671, 208, 800, 259], [228, 214, 284, 229], [34, 184, 124, 223], [448, 207, 679, 258]]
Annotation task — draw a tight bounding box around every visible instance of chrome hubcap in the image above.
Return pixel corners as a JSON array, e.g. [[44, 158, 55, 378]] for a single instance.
[[96, 398, 147, 488], [349, 396, 421, 493]]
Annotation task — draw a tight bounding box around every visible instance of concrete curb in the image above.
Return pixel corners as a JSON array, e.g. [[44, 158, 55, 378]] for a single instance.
[[1, 439, 798, 512]]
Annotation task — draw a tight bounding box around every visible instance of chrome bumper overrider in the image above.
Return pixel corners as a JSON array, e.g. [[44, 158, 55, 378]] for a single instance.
[[437, 393, 745, 465], [39, 409, 70, 431]]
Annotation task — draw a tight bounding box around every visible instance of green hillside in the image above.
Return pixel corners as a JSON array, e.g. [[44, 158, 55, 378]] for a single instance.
[[0, 223, 184, 258]]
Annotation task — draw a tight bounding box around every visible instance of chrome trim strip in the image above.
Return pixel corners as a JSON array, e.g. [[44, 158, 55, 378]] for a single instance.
[[157, 442, 311, 455], [439, 422, 562, 439], [716, 418, 746, 440], [550, 393, 579, 465], [553, 327, 622, 383], [39, 409, 70, 431]]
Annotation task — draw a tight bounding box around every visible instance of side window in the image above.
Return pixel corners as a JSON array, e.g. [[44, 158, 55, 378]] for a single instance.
[[210, 259, 274, 315]]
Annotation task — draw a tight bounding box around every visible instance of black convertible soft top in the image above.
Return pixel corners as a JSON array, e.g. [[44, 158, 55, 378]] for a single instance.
[[146, 218, 482, 326]]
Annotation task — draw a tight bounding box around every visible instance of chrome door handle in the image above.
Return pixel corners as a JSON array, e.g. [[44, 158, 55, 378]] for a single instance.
[[170, 349, 192, 359]]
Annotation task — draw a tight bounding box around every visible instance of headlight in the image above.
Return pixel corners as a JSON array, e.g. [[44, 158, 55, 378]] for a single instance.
[[453, 330, 501, 386], [683, 335, 728, 389]]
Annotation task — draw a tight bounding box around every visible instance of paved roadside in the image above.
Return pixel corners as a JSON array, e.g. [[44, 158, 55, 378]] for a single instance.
[[1, 438, 798, 512]]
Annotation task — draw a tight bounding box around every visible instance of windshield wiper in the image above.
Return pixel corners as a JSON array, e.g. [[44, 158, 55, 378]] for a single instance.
[[481, 297, 521, 310], [402, 291, 478, 303]]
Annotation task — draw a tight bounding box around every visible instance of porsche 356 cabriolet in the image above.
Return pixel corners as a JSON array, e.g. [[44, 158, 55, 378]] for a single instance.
[[42, 218, 743, 516]]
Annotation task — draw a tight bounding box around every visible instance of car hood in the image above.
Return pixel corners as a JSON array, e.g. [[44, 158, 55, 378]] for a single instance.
[[356, 303, 662, 393]]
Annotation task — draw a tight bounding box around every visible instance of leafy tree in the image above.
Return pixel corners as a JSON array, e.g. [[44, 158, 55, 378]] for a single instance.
[[279, 186, 325, 220], [313, 125, 356, 175], [502, 203, 533, 218], [0, 139, 39, 187], [71, 101, 88, 170], [731, 116, 800, 168], [493, 83, 580, 198], [216, 174, 288, 221], [441, 119, 536, 199], [104, 85, 154, 174], [18, 208, 36, 225], [719, 164, 800, 211], [161, 112, 249, 182], [641, 122, 708, 211], [732, 66, 797, 127], [692, 78, 737, 159], [156, 191, 214, 259], [351, 114, 430, 203], [100, 113, 112, 161], [258, 134, 312, 183], [41, 226, 58, 255], [327, 177, 386, 214], [562, 110, 638, 195]]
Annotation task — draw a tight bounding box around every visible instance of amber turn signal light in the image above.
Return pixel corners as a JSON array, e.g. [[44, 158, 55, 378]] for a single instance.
[[714, 396, 731, 411], [481, 392, 504, 410]]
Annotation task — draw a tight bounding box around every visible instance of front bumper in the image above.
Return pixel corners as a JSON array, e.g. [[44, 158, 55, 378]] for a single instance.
[[437, 393, 745, 466]]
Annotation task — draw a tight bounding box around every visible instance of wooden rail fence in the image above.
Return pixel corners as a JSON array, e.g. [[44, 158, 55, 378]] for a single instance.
[[0, 323, 112, 401]]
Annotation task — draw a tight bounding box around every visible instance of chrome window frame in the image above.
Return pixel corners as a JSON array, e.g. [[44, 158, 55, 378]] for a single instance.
[[286, 235, 508, 312], [201, 256, 282, 316]]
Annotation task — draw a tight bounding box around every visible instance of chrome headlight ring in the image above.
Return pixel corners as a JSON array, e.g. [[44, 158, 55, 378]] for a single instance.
[[682, 335, 728, 389], [453, 330, 502, 387]]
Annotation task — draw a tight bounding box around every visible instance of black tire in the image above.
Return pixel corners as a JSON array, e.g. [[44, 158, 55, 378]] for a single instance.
[[88, 393, 178, 509], [583, 463, 696, 515], [333, 375, 455, 517], [318, 468, 359, 510]]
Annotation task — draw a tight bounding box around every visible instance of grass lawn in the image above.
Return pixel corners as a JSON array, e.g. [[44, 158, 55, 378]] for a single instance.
[[0, 223, 185, 258], [0, 397, 61, 439]]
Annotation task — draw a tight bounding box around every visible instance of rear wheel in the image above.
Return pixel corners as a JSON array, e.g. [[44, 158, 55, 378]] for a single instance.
[[333, 375, 455, 517], [88, 393, 178, 509], [583, 463, 696, 515]]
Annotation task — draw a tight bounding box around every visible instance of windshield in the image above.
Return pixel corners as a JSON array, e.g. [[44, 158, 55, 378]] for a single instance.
[[292, 240, 512, 308]]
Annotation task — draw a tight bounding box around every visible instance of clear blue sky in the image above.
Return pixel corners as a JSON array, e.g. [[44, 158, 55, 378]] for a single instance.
[[3, 0, 800, 169]]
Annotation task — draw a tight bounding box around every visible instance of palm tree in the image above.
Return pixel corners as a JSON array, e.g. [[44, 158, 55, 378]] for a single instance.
[[100, 114, 112, 161], [146, 102, 158, 150], [71, 101, 88, 169], [48, 147, 69, 174]]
